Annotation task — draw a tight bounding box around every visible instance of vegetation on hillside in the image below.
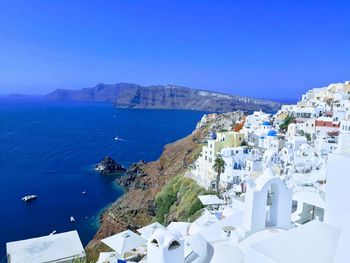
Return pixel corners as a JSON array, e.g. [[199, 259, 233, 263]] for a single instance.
[[154, 175, 213, 225], [279, 115, 295, 131], [305, 132, 312, 142]]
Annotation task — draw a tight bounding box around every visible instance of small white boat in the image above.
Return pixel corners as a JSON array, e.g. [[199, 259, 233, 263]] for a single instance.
[[49, 230, 56, 235], [22, 195, 37, 202], [70, 216, 75, 222], [114, 136, 126, 141], [82, 191, 87, 195]]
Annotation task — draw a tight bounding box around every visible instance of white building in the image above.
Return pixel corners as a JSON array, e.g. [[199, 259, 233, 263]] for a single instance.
[[292, 107, 318, 121], [147, 229, 184, 263], [315, 117, 340, 138], [220, 147, 249, 187], [244, 111, 271, 130], [6, 231, 85, 263], [187, 131, 244, 190], [286, 135, 307, 151], [314, 137, 337, 156], [337, 120, 350, 154]]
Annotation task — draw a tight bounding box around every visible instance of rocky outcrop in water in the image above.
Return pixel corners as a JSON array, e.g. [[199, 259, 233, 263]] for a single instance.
[[95, 156, 126, 175]]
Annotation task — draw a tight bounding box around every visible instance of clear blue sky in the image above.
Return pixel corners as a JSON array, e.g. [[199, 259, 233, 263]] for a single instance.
[[0, 0, 349, 100]]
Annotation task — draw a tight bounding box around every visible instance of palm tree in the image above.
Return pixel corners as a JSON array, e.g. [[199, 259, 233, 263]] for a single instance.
[[212, 155, 226, 193]]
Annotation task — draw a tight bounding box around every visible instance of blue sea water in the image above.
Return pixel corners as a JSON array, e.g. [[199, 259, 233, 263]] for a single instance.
[[0, 98, 205, 260]]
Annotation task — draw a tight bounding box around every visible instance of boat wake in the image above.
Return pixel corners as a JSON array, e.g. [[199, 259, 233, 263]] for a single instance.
[[114, 136, 127, 142]]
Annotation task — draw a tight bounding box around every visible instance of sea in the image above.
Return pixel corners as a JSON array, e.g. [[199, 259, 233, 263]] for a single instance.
[[0, 97, 205, 260]]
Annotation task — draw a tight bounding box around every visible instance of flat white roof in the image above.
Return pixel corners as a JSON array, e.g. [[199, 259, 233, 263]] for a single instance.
[[198, 195, 225, 205], [295, 107, 315, 113], [293, 188, 325, 208], [291, 135, 307, 142], [211, 239, 244, 263], [239, 228, 286, 254], [249, 221, 340, 263], [137, 222, 166, 240], [6, 231, 85, 263]]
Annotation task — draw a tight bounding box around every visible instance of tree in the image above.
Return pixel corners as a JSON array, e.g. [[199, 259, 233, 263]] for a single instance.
[[305, 132, 312, 142], [212, 156, 226, 193], [279, 115, 295, 131], [240, 140, 248, 146]]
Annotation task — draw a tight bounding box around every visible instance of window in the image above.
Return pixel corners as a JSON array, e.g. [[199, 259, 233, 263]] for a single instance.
[[168, 240, 181, 250], [151, 239, 159, 247]]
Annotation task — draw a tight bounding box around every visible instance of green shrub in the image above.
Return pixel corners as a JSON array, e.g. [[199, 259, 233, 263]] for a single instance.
[[279, 115, 295, 131], [154, 175, 214, 224], [305, 132, 312, 142]]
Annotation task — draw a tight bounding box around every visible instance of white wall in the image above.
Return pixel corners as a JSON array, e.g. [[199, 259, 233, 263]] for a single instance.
[[333, 212, 350, 263], [325, 153, 350, 229], [147, 238, 184, 263], [244, 247, 276, 263], [325, 152, 350, 263], [316, 125, 339, 138]]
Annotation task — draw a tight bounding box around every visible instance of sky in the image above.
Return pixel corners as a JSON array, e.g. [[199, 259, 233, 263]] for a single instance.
[[0, 0, 349, 100]]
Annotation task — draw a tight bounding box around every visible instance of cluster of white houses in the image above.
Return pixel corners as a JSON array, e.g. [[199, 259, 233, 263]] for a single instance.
[[6, 81, 350, 263]]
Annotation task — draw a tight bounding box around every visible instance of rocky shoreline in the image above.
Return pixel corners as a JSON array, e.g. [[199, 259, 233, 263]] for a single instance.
[[85, 111, 244, 260], [116, 160, 148, 190]]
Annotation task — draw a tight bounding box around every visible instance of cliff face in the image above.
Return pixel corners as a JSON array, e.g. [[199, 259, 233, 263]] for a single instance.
[[85, 111, 244, 260], [46, 83, 281, 112]]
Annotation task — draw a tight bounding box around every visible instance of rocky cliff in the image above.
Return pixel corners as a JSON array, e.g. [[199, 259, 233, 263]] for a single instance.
[[85, 111, 244, 260], [46, 83, 281, 112]]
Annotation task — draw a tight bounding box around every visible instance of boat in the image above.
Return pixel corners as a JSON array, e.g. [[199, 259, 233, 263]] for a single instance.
[[49, 230, 56, 235], [22, 195, 37, 202], [70, 216, 75, 222], [114, 136, 126, 141], [82, 191, 87, 195]]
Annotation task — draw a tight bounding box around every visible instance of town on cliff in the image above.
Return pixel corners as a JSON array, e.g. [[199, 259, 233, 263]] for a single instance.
[[7, 81, 350, 263]]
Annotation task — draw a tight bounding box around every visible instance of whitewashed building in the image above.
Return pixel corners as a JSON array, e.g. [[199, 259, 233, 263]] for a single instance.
[[6, 231, 85, 263]]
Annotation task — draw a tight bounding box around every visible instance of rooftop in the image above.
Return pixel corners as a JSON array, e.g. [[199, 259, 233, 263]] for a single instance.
[[248, 221, 340, 263], [6, 231, 85, 263]]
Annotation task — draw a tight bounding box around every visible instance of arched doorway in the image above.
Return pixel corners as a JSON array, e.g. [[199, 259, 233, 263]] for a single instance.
[[265, 183, 280, 228]]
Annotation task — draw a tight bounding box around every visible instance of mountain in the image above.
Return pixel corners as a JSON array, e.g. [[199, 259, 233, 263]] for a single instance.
[[45, 83, 281, 112]]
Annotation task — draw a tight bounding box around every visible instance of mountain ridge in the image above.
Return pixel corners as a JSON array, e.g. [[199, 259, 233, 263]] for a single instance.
[[45, 83, 282, 112]]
